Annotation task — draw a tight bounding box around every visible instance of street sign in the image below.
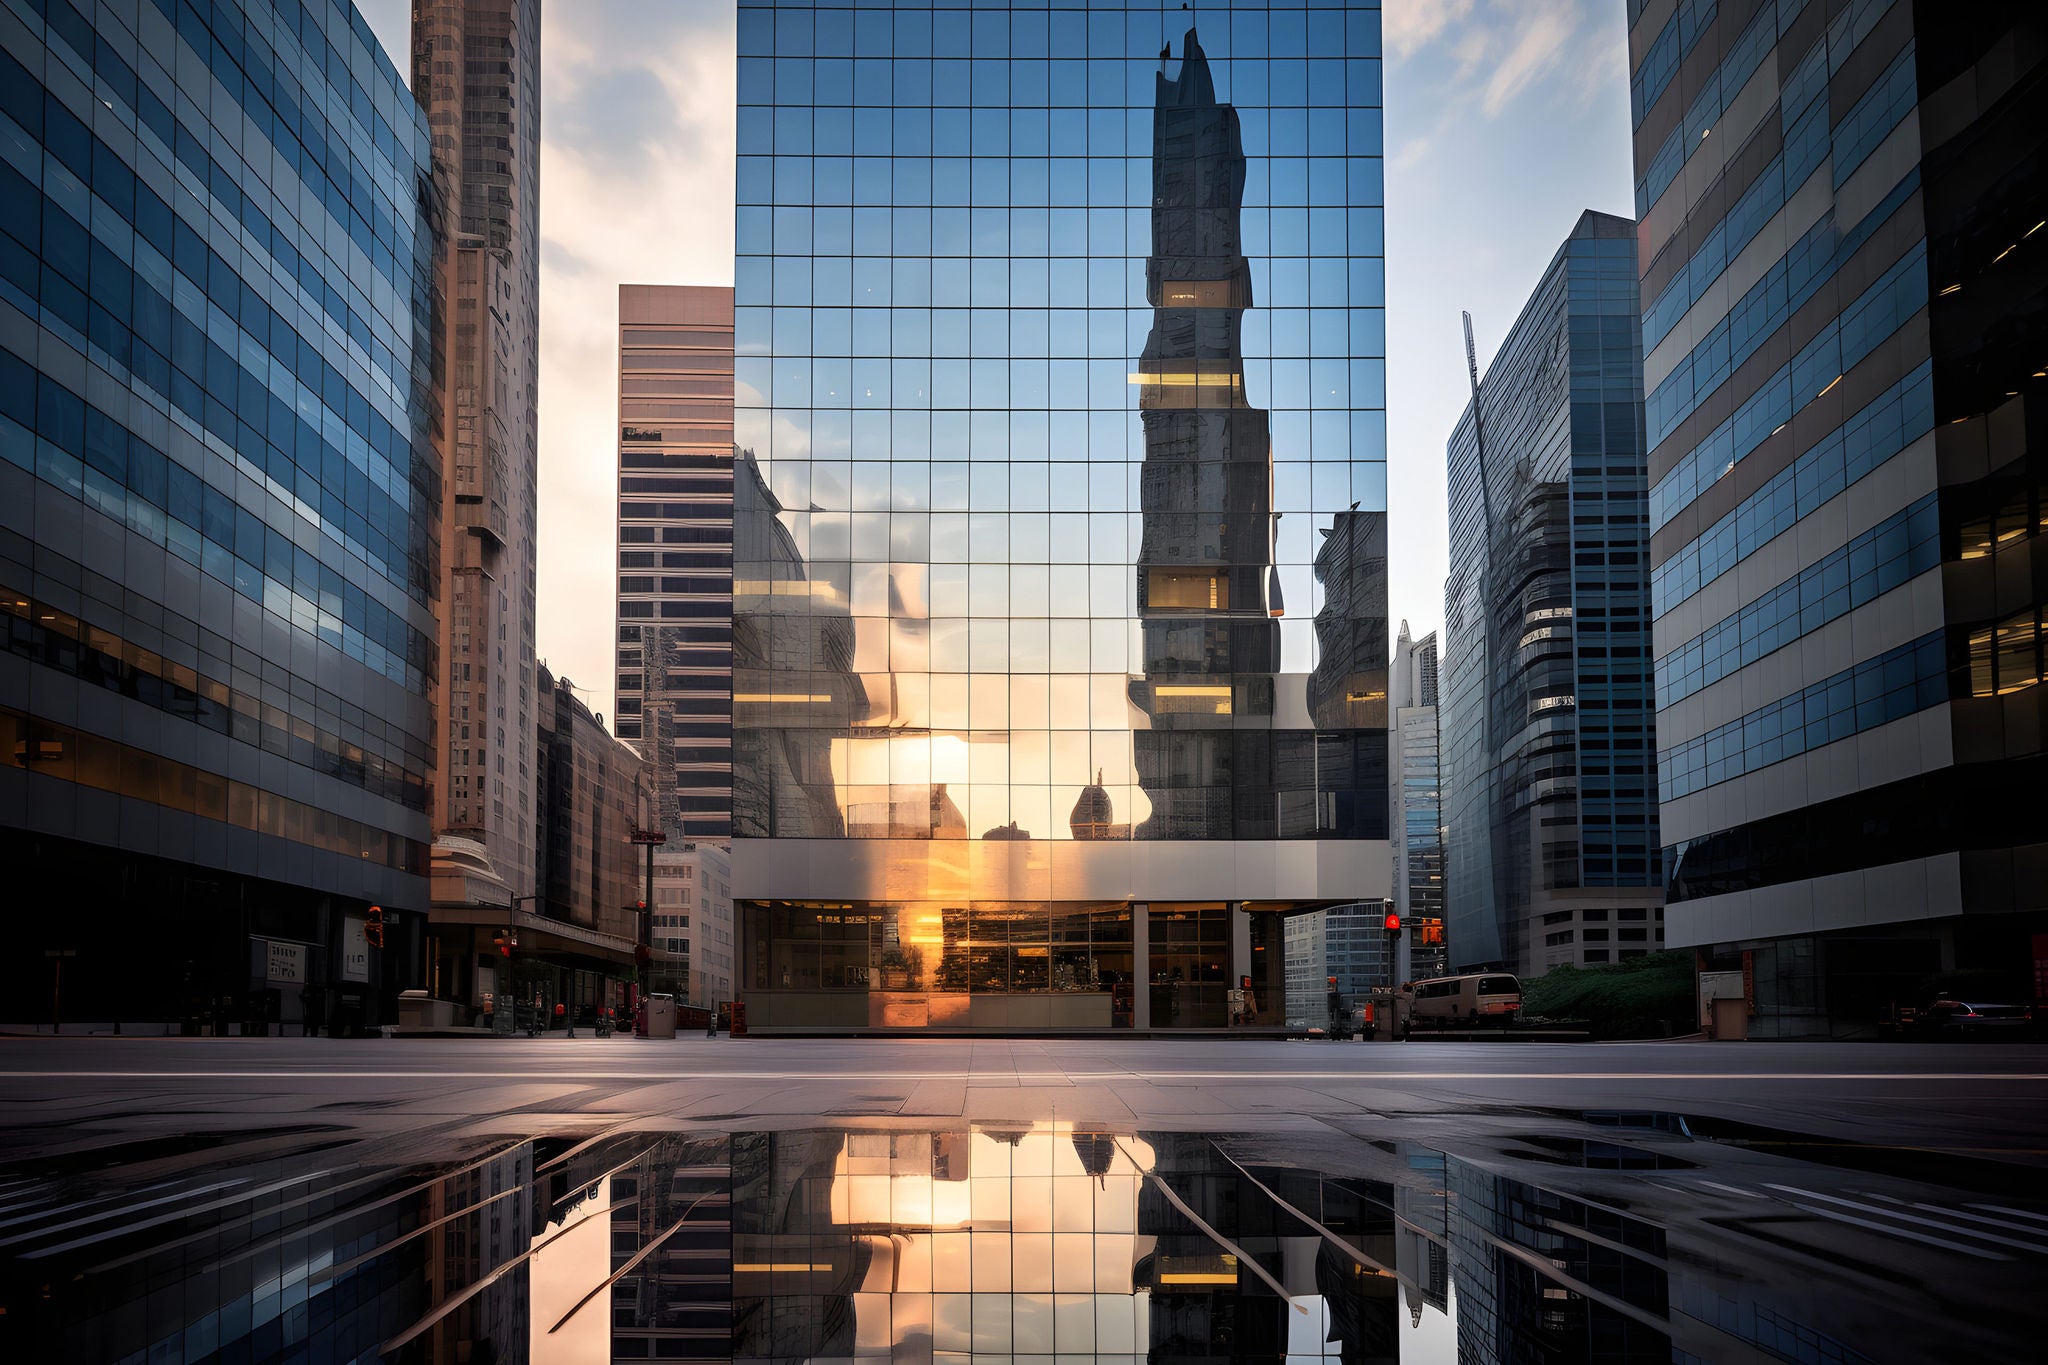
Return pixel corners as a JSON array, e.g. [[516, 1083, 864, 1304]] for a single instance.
[[340, 918, 370, 983], [264, 939, 306, 985], [43, 949, 77, 958], [629, 827, 668, 845]]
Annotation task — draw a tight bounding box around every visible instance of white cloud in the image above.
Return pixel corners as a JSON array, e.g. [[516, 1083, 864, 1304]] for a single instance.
[[531, 4, 737, 718], [1480, 7, 1580, 116], [1383, 0, 1476, 60]]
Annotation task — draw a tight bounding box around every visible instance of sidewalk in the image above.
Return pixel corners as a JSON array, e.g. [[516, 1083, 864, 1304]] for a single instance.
[[3, 1021, 207, 1038]]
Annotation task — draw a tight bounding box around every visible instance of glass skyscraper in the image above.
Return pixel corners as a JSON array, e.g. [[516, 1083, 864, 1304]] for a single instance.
[[1389, 619, 1445, 979], [732, 0, 1390, 1031], [1, 0, 438, 1030], [1441, 211, 1665, 979], [1633, 1, 2046, 1034]]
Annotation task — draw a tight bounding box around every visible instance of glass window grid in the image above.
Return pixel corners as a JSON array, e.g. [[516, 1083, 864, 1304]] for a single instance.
[[0, 4, 438, 697], [1653, 359, 1933, 616], [1647, 154, 1921, 480], [1964, 607, 2048, 700], [1658, 630, 1945, 802], [1642, 19, 1905, 362], [1650, 239, 1930, 531], [1630, 0, 1720, 129], [1656, 493, 1939, 709], [0, 702, 424, 871], [0, 583, 426, 809], [1831, 40, 1917, 188], [1562, 245, 1660, 886], [743, 899, 1135, 996], [734, 1, 1389, 846], [1634, 0, 1787, 216], [1, 0, 436, 877]]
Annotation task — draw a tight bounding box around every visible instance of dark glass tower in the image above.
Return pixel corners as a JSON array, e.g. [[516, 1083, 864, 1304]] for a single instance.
[[1441, 212, 1663, 978], [1, 0, 439, 1030], [1132, 30, 1284, 838], [1632, 1, 2047, 1034]]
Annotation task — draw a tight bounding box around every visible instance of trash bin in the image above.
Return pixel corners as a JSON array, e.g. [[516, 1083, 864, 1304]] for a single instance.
[[643, 993, 677, 1039]]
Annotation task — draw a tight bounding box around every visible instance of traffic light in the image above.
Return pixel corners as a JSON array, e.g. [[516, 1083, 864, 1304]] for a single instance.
[[1240, 975, 1252, 990], [493, 933, 512, 958], [1383, 911, 1402, 937], [365, 905, 385, 949]]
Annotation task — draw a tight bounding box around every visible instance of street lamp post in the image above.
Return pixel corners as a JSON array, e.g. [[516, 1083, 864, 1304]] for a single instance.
[[502, 894, 541, 1035], [629, 826, 667, 1011]]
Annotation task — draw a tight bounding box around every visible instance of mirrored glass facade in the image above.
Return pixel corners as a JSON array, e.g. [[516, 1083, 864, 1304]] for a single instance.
[[1, 0, 438, 1029], [731, 1, 1391, 1026]]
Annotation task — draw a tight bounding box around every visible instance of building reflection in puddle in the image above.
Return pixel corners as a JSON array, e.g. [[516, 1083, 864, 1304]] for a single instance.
[[0, 1120, 2019, 1363]]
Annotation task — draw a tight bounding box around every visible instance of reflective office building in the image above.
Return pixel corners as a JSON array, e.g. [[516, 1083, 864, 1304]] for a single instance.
[[1633, 1, 2047, 1033], [733, 1, 1391, 1029], [1441, 210, 1665, 979], [1389, 620, 1445, 980], [0, 0, 438, 1029]]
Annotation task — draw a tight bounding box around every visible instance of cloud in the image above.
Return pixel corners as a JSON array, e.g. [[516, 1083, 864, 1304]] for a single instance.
[[1480, 7, 1581, 116], [551, 65, 692, 174], [1388, 0, 1612, 121], [1383, 0, 1475, 61], [531, 2, 738, 721]]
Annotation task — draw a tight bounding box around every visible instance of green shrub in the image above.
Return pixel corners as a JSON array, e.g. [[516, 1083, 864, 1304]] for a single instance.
[[1521, 951, 1695, 1040]]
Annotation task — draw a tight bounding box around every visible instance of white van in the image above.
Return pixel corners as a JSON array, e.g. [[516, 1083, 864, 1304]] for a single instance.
[[1407, 973, 1522, 1028]]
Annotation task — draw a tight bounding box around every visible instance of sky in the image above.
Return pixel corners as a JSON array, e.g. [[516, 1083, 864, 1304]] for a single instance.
[[358, 0, 1633, 723]]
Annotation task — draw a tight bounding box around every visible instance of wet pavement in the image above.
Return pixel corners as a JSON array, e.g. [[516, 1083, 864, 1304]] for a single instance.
[[2, 1105, 2045, 1362]]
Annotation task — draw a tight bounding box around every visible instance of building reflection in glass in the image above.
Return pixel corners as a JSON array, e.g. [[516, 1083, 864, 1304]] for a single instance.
[[729, 0, 1395, 973], [732, 448, 866, 838], [730, 3, 1394, 1030], [3, 1121, 2023, 1363], [1131, 30, 1281, 841]]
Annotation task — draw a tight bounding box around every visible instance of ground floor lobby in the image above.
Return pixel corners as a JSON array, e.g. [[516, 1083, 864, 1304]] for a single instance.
[[736, 899, 1330, 1031]]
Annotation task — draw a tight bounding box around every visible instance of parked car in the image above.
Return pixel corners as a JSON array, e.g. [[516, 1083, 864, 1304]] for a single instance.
[[1408, 973, 1523, 1029], [1915, 1000, 2035, 1040]]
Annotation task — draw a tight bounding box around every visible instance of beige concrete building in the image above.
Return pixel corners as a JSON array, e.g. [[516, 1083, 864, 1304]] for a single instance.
[[416, 0, 542, 913], [612, 285, 736, 844], [652, 842, 735, 1011]]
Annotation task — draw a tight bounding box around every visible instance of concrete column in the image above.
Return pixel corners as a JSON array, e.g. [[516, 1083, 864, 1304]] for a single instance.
[[1230, 902, 1251, 994], [1131, 902, 1149, 1030]]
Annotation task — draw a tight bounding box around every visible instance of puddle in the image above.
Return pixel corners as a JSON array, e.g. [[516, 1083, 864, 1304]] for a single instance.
[[0, 1121, 2041, 1361]]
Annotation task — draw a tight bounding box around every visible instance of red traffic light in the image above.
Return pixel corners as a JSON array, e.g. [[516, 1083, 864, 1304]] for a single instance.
[[1383, 911, 1402, 934], [365, 905, 385, 949]]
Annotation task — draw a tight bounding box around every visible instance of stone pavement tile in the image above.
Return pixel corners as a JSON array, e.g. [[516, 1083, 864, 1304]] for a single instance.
[[898, 1080, 967, 1115], [960, 1086, 1135, 1124], [1115, 1081, 1375, 1123]]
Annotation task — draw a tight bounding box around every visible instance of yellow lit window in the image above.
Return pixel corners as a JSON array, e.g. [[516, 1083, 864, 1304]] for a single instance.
[[1147, 569, 1227, 610]]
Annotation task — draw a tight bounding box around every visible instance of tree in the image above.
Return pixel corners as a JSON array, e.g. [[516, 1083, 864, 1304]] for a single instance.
[[1522, 951, 1694, 1039]]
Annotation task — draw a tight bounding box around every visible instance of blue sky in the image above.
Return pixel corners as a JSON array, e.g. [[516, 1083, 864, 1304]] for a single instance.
[[358, 0, 1634, 717]]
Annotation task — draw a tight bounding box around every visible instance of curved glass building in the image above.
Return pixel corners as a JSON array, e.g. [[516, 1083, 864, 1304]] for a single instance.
[[1, 0, 438, 1030]]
